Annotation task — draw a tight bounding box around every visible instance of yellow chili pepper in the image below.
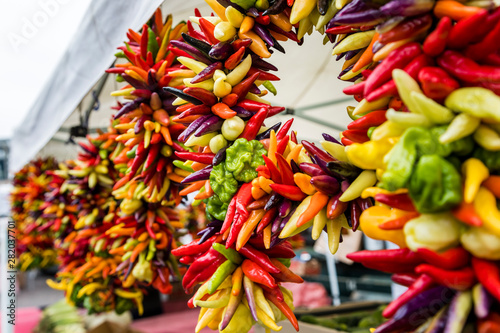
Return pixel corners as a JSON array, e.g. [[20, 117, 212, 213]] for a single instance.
[[371, 120, 406, 141], [327, 214, 347, 254], [177, 56, 207, 74], [439, 113, 480, 144], [312, 207, 328, 240], [321, 141, 349, 163], [473, 124, 500, 151], [463, 158, 489, 203], [360, 206, 408, 248], [290, 0, 316, 24], [238, 31, 271, 58], [339, 170, 377, 202], [474, 187, 500, 237], [346, 139, 396, 170], [352, 97, 391, 116], [226, 55, 252, 86]]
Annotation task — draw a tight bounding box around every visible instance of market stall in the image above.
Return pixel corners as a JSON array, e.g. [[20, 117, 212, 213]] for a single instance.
[[8, 0, 500, 332]]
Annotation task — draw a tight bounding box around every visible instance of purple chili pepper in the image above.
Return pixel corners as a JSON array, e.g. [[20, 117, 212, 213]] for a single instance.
[[244, 276, 259, 321], [212, 146, 228, 166], [322, 133, 341, 144], [253, 22, 274, 46], [279, 199, 292, 217], [178, 114, 212, 142], [264, 192, 283, 211], [194, 116, 224, 137], [272, 216, 284, 234], [350, 200, 361, 231], [300, 163, 327, 177], [191, 61, 223, 84], [249, 83, 261, 95], [311, 175, 341, 195], [209, 42, 233, 60], [231, 106, 254, 119], [170, 40, 213, 65], [181, 165, 213, 184]]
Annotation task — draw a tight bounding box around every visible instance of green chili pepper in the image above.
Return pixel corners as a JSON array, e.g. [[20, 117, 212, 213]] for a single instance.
[[263, 80, 277, 95], [114, 50, 126, 58], [115, 74, 124, 82], [225, 138, 266, 183], [277, 258, 292, 268], [173, 160, 194, 172], [213, 243, 243, 264], [146, 239, 156, 261], [408, 154, 463, 213], [207, 260, 237, 294], [210, 163, 238, 203], [147, 27, 159, 59], [126, 145, 138, 159]]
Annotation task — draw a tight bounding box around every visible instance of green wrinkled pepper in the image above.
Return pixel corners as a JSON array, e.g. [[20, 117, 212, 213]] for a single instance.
[[474, 147, 500, 172], [225, 138, 266, 183], [205, 194, 229, 221], [380, 126, 473, 191], [408, 155, 462, 213], [210, 163, 239, 203], [115, 297, 135, 315]]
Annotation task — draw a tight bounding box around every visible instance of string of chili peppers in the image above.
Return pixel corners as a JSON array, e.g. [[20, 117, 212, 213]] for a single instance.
[[324, 0, 500, 331], [11, 157, 59, 272]]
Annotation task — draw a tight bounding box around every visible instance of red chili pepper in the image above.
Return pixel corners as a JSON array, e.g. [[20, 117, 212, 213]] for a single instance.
[[343, 81, 366, 96], [382, 274, 435, 318], [240, 244, 280, 274], [247, 67, 281, 81], [416, 247, 470, 270], [270, 258, 304, 284], [175, 151, 215, 164], [256, 206, 278, 233], [172, 235, 219, 257], [416, 264, 476, 291], [437, 51, 500, 83], [179, 256, 194, 265], [187, 21, 208, 43], [391, 273, 418, 287], [264, 289, 299, 331], [183, 87, 218, 106], [327, 193, 348, 220], [268, 106, 286, 117], [364, 42, 422, 96], [472, 257, 500, 302], [375, 192, 416, 211], [422, 16, 452, 57], [447, 9, 489, 49], [242, 259, 277, 289], [417, 66, 460, 101], [177, 104, 212, 119], [326, 25, 358, 34], [221, 196, 237, 234], [451, 201, 483, 227], [231, 38, 252, 51], [269, 184, 307, 201], [348, 111, 387, 130], [263, 155, 282, 183], [225, 47, 246, 70], [366, 53, 434, 102], [182, 247, 225, 291], [226, 184, 254, 248], [275, 154, 294, 186], [256, 165, 271, 179], [140, 24, 148, 60], [347, 248, 423, 266], [465, 16, 500, 61], [255, 14, 271, 25], [198, 18, 219, 45], [237, 99, 271, 112], [276, 118, 293, 141], [290, 131, 298, 144], [239, 108, 269, 141], [380, 15, 432, 45], [276, 135, 289, 155], [231, 72, 260, 101], [259, 242, 296, 258], [342, 129, 369, 143]]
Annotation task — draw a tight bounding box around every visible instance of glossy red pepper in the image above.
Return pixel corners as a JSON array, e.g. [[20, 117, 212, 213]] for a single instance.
[[239, 108, 269, 141], [276, 135, 289, 155], [437, 51, 500, 83], [247, 67, 281, 81], [276, 118, 293, 140], [347, 248, 423, 266], [301, 140, 335, 162], [198, 18, 219, 45], [221, 196, 237, 234], [237, 99, 271, 112], [241, 259, 277, 289], [231, 72, 260, 101], [347, 110, 387, 130], [422, 16, 452, 57], [259, 242, 296, 258], [382, 274, 434, 318], [366, 53, 434, 102], [391, 273, 418, 287], [465, 15, 500, 61], [415, 264, 476, 291], [343, 81, 366, 96], [270, 258, 304, 284], [472, 257, 500, 302], [375, 192, 416, 211], [416, 247, 470, 270], [263, 156, 282, 183], [418, 66, 460, 101], [447, 9, 489, 49], [172, 235, 220, 257], [225, 47, 246, 70], [327, 193, 348, 220], [269, 184, 307, 201], [342, 129, 369, 143], [175, 151, 215, 164], [451, 201, 483, 227], [363, 42, 422, 96], [239, 244, 280, 274], [275, 154, 294, 186]]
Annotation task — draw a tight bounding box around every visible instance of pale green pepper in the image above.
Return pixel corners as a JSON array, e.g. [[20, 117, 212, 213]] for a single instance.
[[461, 226, 500, 260], [404, 213, 463, 252]]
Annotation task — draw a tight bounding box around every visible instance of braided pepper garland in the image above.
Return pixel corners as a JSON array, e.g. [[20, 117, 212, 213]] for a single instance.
[[13, 0, 500, 331], [11, 158, 59, 272]]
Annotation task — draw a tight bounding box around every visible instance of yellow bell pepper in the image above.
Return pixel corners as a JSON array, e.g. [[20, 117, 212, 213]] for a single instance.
[[474, 187, 500, 237]]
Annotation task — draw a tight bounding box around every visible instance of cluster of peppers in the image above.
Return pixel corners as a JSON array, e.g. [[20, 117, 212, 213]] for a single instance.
[[326, 0, 500, 331], [103, 9, 196, 296], [11, 157, 59, 272], [46, 132, 147, 315]]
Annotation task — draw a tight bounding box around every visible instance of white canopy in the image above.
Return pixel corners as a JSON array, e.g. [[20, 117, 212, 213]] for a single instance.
[[10, 0, 354, 172]]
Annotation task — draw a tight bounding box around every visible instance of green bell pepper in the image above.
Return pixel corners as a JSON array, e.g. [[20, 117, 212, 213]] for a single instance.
[[225, 138, 266, 183], [408, 155, 463, 213], [380, 126, 473, 191], [205, 194, 230, 221], [210, 163, 239, 203]]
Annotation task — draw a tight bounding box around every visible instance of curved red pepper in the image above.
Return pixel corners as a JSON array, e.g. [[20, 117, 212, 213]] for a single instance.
[[418, 67, 460, 101], [472, 258, 500, 302], [415, 264, 476, 291], [422, 16, 452, 57], [241, 259, 277, 289], [416, 247, 470, 270]]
